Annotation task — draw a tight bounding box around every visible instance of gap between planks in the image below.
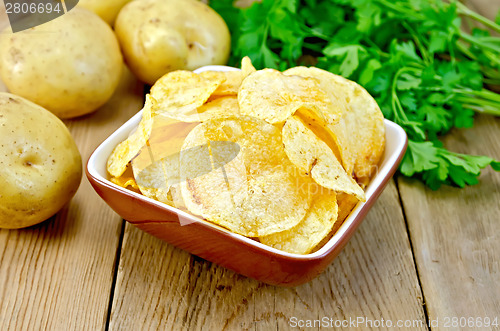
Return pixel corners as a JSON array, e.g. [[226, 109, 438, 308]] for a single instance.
[[394, 179, 431, 329], [105, 220, 126, 331]]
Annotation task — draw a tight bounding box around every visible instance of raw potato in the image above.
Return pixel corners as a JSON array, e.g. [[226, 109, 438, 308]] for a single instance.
[[0, 8, 123, 119], [0, 93, 82, 229], [115, 0, 230, 85], [77, 0, 131, 25]]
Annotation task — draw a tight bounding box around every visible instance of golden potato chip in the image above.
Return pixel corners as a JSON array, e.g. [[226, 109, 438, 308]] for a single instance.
[[282, 116, 366, 201], [107, 94, 155, 177], [162, 96, 240, 123], [327, 74, 385, 184], [110, 164, 139, 191], [200, 70, 243, 97], [198, 70, 227, 84], [260, 190, 338, 254], [238, 69, 331, 124], [133, 117, 199, 170], [132, 157, 175, 207], [135, 136, 242, 210], [240, 56, 256, 77], [336, 192, 360, 224], [284, 67, 353, 174], [309, 192, 359, 252], [284, 67, 385, 182], [131, 118, 204, 209], [180, 116, 312, 237], [133, 157, 187, 210], [110, 176, 139, 190], [131, 127, 185, 207], [294, 109, 343, 169], [150, 70, 223, 120]]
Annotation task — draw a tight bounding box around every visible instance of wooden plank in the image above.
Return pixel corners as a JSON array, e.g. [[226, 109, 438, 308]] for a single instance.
[[398, 114, 500, 328], [0, 57, 144, 329], [397, 1, 500, 326], [109, 181, 427, 330], [466, 0, 500, 21]]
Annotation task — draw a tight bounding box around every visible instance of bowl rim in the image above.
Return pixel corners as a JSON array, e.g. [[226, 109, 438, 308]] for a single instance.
[[87, 65, 408, 260]]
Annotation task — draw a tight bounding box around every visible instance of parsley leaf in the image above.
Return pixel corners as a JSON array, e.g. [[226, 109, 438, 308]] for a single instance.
[[210, 0, 500, 190]]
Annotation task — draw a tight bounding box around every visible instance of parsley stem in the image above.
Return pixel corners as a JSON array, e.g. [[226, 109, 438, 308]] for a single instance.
[[483, 78, 500, 85], [364, 39, 390, 58], [455, 96, 500, 114], [459, 32, 500, 56], [462, 104, 500, 116], [481, 64, 500, 81], [455, 40, 476, 60], [375, 0, 425, 21], [453, 88, 500, 102], [392, 68, 410, 122], [402, 21, 431, 65], [391, 67, 426, 139], [456, 96, 500, 107]]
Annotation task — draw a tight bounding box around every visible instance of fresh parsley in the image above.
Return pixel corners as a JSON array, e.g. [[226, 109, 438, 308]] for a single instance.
[[211, 0, 500, 189]]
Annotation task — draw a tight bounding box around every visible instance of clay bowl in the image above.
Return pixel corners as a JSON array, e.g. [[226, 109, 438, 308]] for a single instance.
[[87, 65, 407, 286]]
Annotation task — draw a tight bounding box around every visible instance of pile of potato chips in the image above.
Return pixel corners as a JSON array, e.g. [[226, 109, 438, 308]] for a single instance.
[[107, 57, 385, 254]]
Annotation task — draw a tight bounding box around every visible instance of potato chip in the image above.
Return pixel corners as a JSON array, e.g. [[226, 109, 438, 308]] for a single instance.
[[135, 135, 240, 211], [132, 157, 175, 207], [110, 176, 139, 190], [284, 67, 385, 182], [133, 155, 187, 209], [260, 190, 338, 254], [131, 121, 197, 208], [200, 70, 243, 97], [238, 69, 331, 124], [327, 74, 385, 184], [282, 116, 366, 201], [150, 70, 223, 120], [284, 67, 353, 174], [294, 109, 343, 169], [240, 56, 256, 77], [130, 118, 194, 208], [336, 192, 360, 224], [107, 94, 155, 177], [180, 116, 312, 237], [130, 115, 229, 210], [162, 96, 240, 123], [110, 164, 139, 191], [308, 192, 359, 252], [133, 117, 199, 170]]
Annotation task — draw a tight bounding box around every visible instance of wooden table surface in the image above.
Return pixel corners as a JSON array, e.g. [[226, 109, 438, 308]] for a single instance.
[[1, 2, 499, 330]]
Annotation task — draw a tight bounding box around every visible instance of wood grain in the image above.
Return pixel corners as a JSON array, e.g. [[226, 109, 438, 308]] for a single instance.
[[1, 0, 499, 329], [398, 114, 500, 328], [466, 0, 500, 21], [108, 181, 427, 330], [0, 67, 144, 330], [399, 0, 500, 327]]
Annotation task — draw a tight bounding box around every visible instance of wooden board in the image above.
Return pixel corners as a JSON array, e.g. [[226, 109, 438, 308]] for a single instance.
[[398, 114, 500, 327], [397, 1, 500, 327], [1, 0, 500, 329], [108, 181, 427, 330], [0, 46, 144, 331]]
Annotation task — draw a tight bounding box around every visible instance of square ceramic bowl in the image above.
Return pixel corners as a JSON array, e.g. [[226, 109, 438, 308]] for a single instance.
[[87, 66, 408, 286]]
